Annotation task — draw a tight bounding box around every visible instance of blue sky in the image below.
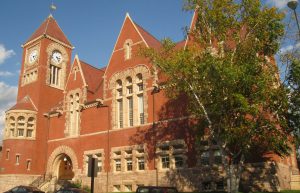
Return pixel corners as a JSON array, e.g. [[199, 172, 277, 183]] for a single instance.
[[0, 0, 298, 141]]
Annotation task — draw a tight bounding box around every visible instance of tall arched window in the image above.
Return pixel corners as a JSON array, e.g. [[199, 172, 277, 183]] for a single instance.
[[9, 117, 15, 137], [124, 40, 132, 60], [17, 116, 25, 137], [26, 117, 35, 137], [49, 50, 63, 87], [136, 73, 144, 124], [126, 77, 133, 127], [116, 80, 123, 128], [68, 92, 80, 136]]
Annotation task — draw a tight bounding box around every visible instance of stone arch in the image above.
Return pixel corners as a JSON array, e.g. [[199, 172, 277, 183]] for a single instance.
[[46, 145, 79, 177], [108, 64, 151, 129], [108, 64, 151, 89]]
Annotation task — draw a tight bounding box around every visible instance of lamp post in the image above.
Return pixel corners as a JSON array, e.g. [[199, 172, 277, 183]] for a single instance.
[[288, 0, 300, 39]]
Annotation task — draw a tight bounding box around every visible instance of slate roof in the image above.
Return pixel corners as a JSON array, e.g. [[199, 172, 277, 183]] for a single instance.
[[80, 60, 105, 100]]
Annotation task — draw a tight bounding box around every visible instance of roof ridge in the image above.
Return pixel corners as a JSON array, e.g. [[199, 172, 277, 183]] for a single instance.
[[43, 16, 51, 35], [79, 60, 102, 71]]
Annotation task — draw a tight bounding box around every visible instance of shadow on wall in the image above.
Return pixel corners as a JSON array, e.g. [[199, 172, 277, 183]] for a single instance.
[[129, 93, 281, 192], [240, 162, 280, 193]]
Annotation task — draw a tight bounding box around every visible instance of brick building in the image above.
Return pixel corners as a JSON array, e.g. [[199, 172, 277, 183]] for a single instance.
[[0, 11, 299, 193]]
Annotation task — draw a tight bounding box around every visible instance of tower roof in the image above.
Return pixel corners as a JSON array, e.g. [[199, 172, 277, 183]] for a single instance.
[[24, 14, 72, 47], [8, 95, 37, 112]]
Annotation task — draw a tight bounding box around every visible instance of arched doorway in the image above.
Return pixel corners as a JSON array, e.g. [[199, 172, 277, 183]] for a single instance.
[[54, 154, 74, 180], [47, 146, 79, 180]]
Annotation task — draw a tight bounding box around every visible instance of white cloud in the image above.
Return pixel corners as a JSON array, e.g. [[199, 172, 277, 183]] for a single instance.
[[280, 42, 300, 53], [0, 82, 17, 142], [266, 0, 290, 9], [0, 71, 14, 77], [0, 44, 15, 64]]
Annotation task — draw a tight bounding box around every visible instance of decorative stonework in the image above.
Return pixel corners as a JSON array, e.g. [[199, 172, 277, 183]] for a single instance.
[[4, 110, 37, 140], [24, 43, 40, 69], [21, 68, 38, 86], [123, 39, 133, 60], [46, 145, 79, 177], [151, 65, 160, 88], [155, 139, 188, 171], [108, 65, 150, 129], [46, 43, 69, 89], [110, 144, 148, 173], [64, 88, 83, 137], [82, 149, 105, 176], [108, 65, 150, 88]]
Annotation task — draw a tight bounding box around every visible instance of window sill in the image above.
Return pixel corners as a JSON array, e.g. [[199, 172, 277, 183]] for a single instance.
[[48, 84, 63, 90]]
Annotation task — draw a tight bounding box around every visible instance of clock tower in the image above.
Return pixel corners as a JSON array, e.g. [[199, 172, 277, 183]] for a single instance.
[[0, 14, 73, 175]]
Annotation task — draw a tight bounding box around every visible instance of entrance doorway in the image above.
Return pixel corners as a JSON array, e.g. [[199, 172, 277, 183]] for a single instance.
[[54, 154, 74, 180]]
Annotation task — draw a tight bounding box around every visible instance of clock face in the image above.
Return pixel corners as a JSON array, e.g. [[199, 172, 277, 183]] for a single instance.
[[29, 50, 38, 64], [51, 51, 63, 64]]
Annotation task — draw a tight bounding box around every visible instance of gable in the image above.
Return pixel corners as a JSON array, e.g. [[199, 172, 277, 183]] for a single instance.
[[114, 16, 147, 51], [65, 57, 86, 91], [24, 15, 72, 47]]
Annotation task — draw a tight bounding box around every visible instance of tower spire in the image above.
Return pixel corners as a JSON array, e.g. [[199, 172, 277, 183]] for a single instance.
[[50, 2, 57, 15]]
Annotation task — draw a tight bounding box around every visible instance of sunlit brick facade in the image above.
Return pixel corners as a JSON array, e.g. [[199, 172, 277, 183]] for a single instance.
[[0, 12, 299, 193]]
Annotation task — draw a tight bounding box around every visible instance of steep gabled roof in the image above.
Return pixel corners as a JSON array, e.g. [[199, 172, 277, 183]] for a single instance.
[[8, 95, 37, 112], [80, 60, 105, 95], [175, 40, 186, 50], [24, 14, 72, 47], [134, 23, 161, 49], [184, 9, 198, 49]]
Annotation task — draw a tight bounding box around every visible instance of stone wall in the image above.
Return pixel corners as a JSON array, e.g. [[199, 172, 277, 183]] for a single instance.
[[76, 167, 226, 193], [0, 174, 40, 192], [240, 162, 295, 192]]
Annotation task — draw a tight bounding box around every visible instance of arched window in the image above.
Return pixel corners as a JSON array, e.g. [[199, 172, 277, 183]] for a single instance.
[[17, 116, 25, 137], [126, 77, 133, 127], [116, 80, 123, 128], [49, 50, 63, 87], [124, 40, 132, 60], [136, 73, 144, 124], [68, 92, 81, 136], [26, 117, 35, 137], [4, 113, 36, 139], [9, 117, 15, 137]]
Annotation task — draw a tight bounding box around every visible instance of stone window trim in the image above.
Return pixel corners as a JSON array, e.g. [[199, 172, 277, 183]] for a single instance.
[[24, 43, 41, 68], [4, 110, 37, 140], [123, 39, 133, 60], [196, 138, 224, 167], [83, 149, 105, 175], [21, 68, 38, 86], [64, 88, 83, 137], [15, 154, 20, 165], [112, 184, 135, 192], [110, 144, 148, 173], [46, 43, 69, 90], [26, 159, 32, 171], [108, 65, 150, 130], [155, 139, 187, 170], [113, 185, 121, 192], [6, 149, 10, 160]]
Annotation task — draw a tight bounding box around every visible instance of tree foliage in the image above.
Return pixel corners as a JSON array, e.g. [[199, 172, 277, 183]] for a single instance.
[[142, 0, 292, 192], [286, 57, 300, 147]]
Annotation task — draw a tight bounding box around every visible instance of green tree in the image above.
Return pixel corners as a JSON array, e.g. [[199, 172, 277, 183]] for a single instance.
[[142, 0, 292, 192], [282, 53, 300, 153]]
